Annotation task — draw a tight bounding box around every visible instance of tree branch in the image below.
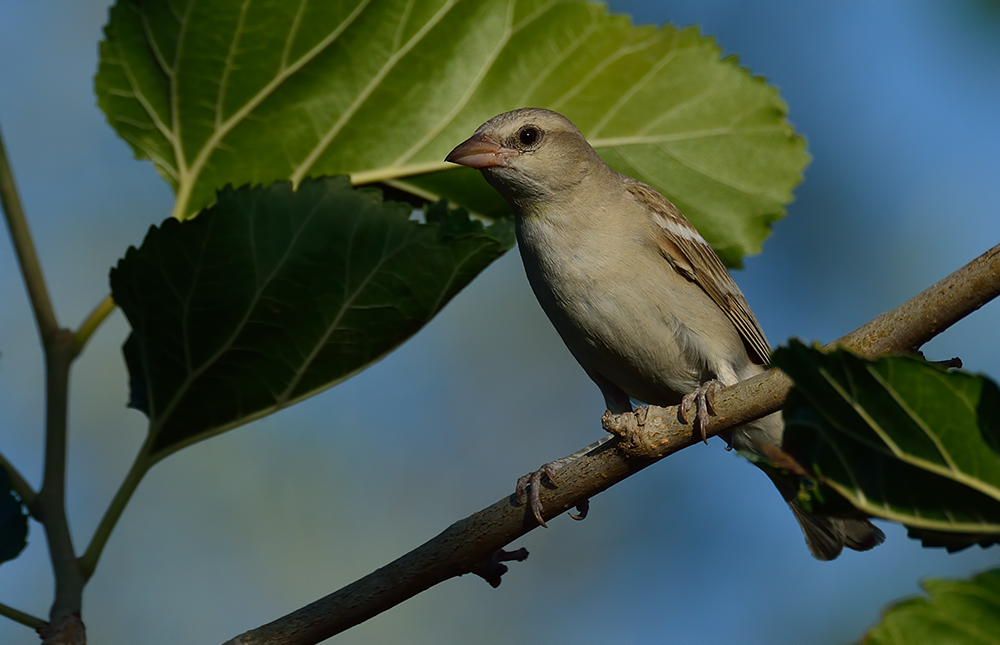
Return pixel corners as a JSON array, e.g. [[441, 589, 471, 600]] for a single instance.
[[36, 333, 86, 624], [1, 119, 89, 638], [225, 242, 1000, 645]]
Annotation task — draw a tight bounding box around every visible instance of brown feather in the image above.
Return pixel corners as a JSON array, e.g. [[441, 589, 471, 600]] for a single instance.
[[625, 181, 771, 365]]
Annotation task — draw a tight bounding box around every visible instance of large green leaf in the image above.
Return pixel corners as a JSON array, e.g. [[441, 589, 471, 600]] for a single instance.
[[772, 340, 1000, 551], [110, 177, 513, 461], [96, 0, 807, 266], [0, 468, 28, 566], [862, 568, 1000, 645]]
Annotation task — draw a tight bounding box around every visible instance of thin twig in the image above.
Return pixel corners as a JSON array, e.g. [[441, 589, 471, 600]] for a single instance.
[[0, 601, 47, 631], [0, 122, 58, 341], [74, 293, 116, 353], [0, 451, 37, 512], [78, 437, 153, 582], [226, 243, 1000, 645]]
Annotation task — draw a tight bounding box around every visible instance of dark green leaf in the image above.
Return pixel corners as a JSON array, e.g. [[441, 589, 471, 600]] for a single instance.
[[0, 468, 28, 565], [863, 568, 1000, 645], [96, 0, 806, 266], [111, 177, 512, 461], [773, 340, 1000, 551]]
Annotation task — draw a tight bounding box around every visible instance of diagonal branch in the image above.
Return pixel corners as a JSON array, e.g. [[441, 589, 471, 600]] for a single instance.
[[224, 242, 1000, 645]]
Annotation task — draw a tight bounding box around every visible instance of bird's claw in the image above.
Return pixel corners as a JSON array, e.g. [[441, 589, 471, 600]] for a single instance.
[[516, 462, 561, 528], [569, 498, 590, 521], [679, 379, 722, 444]]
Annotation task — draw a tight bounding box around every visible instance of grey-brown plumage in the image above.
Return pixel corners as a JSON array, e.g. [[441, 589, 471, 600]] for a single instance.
[[446, 108, 883, 560]]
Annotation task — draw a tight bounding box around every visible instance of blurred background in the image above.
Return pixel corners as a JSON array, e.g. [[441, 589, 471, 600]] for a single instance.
[[2, 0, 999, 643]]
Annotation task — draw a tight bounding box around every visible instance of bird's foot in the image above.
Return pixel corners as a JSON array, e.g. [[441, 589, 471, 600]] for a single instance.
[[516, 461, 562, 528], [679, 379, 723, 444], [515, 447, 602, 527]]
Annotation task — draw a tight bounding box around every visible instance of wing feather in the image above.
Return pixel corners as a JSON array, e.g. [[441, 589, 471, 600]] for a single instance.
[[626, 181, 771, 365]]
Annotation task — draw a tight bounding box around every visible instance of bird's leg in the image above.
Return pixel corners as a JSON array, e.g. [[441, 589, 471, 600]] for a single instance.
[[679, 379, 723, 444], [515, 434, 614, 528]]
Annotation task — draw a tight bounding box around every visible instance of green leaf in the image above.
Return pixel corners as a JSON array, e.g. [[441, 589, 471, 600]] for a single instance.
[[863, 568, 1000, 645], [772, 340, 1000, 551], [96, 0, 807, 266], [110, 176, 513, 462], [0, 468, 28, 565]]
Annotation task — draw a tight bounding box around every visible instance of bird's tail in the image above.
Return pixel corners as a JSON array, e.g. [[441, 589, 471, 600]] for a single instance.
[[734, 412, 885, 560], [786, 499, 885, 561]]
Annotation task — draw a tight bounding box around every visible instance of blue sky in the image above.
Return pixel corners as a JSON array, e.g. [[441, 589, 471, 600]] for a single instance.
[[1, 1, 999, 643]]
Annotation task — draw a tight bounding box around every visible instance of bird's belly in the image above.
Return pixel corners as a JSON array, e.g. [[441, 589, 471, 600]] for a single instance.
[[551, 284, 705, 405], [520, 239, 721, 405]]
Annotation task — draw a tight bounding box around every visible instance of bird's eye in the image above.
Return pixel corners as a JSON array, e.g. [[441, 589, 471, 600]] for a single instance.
[[518, 126, 542, 147]]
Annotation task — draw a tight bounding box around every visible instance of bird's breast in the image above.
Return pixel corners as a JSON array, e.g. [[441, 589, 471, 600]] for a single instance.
[[515, 210, 718, 402]]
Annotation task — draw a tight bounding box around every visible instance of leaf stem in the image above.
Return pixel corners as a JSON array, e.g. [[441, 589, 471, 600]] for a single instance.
[[0, 451, 37, 512], [74, 294, 116, 353], [0, 600, 47, 630], [0, 122, 58, 341], [78, 439, 153, 582]]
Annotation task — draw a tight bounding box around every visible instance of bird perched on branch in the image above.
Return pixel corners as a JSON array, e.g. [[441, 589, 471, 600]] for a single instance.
[[446, 108, 883, 560]]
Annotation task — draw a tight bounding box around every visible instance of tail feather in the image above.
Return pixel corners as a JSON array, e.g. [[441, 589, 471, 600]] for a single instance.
[[735, 412, 886, 560], [788, 500, 885, 561], [837, 515, 886, 552]]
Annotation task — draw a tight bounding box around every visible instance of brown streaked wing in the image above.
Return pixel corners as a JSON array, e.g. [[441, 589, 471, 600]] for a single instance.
[[625, 181, 771, 365]]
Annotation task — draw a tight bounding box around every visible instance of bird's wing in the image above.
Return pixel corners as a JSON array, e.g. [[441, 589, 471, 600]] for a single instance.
[[626, 181, 771, 365]]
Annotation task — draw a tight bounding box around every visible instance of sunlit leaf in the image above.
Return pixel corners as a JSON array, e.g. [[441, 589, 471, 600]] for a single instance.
[[96, 0, 806, 266], [772, 340, 1000, 551], [862, 568, 1000, 645], [110, 177, 513, 461]]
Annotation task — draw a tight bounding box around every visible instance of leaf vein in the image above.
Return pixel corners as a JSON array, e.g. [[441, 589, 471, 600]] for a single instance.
[[150, 194, 328, 438], [549, 32, 663, 112], [392, 0, 519, 166], [517, 19, 600, 106], [289, 0, 461, 185], [171, 0, 374, 218], [281, 0, 310, 70], [588, 41, 680, 139], [216, 0, 253, 130]]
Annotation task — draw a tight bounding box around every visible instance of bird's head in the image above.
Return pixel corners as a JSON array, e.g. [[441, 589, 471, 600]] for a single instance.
[[446, 108, 604, 212]]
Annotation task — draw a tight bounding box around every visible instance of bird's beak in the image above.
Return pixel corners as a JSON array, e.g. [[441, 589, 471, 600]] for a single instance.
[[445, 135, 513, 169]]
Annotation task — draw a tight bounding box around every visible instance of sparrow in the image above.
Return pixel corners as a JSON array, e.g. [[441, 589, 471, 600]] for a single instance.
[[446, 108, 884, 560]]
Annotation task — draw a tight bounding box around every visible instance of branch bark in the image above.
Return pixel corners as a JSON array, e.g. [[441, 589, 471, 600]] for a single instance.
[[225, 242, 1000, 645], [2, 120, 89, 641]]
